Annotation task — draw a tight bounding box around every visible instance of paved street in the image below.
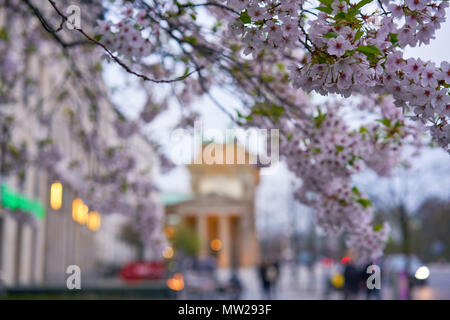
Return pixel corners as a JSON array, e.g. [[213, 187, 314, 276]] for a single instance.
[[217, 264, 327, 300], [413, 264, 450, 300], [218, 263, 450, 300]]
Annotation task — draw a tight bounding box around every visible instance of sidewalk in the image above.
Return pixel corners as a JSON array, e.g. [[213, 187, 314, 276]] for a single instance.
[[217, 264, 326, 300]]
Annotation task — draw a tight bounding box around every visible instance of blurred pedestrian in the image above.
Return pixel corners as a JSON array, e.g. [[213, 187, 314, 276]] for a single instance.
[[397, 269, 410, 300], [343, 252, 360, 300], [228, 271, 242, 300], [259, 261, 271, 299], [259, 259, 280, 299]]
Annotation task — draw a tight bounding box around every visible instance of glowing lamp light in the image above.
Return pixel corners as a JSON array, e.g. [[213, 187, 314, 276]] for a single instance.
[[50, 181, 63, 210], [87, 211, 101, 231], [77, 204, 89, 224], [162, 246, 174, 259], [72, 198, 88, 224], [72, 198, 82, 221], [210, 239, 222, 251], [415, 266, 430, 280], [341, 256, 351, 264], [167, 273, 184, 291]]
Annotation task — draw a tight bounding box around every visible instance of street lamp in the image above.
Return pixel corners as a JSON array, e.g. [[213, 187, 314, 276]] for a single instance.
[[87, 211, 101, 231], [167, 273, 184, 291], [162, 246, 174, 259], [72, 198, 82, 222], [50, 181, 63, 210], [77, 204, 89, 224], [72, 198, 88, 224], [210, 238, 222, 251]]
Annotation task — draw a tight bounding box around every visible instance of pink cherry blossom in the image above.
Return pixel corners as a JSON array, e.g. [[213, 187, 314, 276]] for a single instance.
[[327, 36, 352, 57]]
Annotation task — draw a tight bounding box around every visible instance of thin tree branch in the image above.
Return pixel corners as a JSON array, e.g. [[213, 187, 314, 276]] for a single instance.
[[179, 2, 240, 15], [45, 0, 202, 84], [22, 0, 89, 48]]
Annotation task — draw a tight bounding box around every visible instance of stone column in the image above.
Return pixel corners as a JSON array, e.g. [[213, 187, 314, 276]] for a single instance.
[[240, 210, 258, 267], [33, 218, 46, 284], [19, 225, 32, 284], [1, 214, 17, 286], [196, 214, 208, 258], [218, 215, 231, 268]]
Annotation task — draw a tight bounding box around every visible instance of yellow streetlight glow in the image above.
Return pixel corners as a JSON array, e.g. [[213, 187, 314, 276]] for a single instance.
[[87, 211, 101, 231], [210, 239, 222, 251], [72, 198, 82, 221], [167, 273, 184, 291], [77, 204, 89, 224], [50, 182, 63, 210], [162, 246, 174, 259]]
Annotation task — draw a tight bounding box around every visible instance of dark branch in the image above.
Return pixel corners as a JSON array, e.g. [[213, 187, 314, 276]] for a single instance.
[[23, 0, 89, 48], [45, 0, 202, 84], [178, 2, 240, 15]]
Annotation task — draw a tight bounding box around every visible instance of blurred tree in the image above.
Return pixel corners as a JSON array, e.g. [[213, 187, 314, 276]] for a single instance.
[[412, 199, 450, 262], [359, 157, 450, 299], [361, 168, 421, 300], [171, 225, 201, 257], [119, 223, 145, 261]]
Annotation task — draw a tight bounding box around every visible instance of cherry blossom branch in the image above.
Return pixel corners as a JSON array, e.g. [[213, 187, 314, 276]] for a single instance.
[[378, 0, 389, 16], [178, 2, 240, 15], [23, 0, 88, 48], [46, 0, 202, 84]]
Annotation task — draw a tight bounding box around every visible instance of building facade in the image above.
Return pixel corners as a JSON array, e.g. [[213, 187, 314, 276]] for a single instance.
[[165, 143, 260, 269], [0, 7, 157, 287]]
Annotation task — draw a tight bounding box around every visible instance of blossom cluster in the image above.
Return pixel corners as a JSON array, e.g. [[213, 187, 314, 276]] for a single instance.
[[224, 0, 450, 151], [276, 95, 420, 261], [242, 55, 422, 259], [227, 0, 304, 55], [95, 11, 153, 62]]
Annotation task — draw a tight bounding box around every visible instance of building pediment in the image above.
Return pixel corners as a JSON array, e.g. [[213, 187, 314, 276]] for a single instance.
[[166, 193, 248, 209]]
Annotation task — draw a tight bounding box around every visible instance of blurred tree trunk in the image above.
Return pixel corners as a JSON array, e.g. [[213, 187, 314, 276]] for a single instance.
[[399, 204, 412, 300], [119, 223, 145, 261], [0, 124, 8, 176], [137, 243, 145, 261]]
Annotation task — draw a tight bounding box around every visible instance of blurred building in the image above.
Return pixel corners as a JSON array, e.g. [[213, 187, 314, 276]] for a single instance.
[[0, 110, 156, 288], [0, 7, 157, 286], [0, 112, 100, 286], [165, 142, 260, 268], [0, 105, 157, 288]]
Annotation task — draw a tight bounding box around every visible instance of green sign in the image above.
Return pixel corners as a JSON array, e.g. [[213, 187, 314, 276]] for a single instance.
[[1, 183, 45, 220]]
